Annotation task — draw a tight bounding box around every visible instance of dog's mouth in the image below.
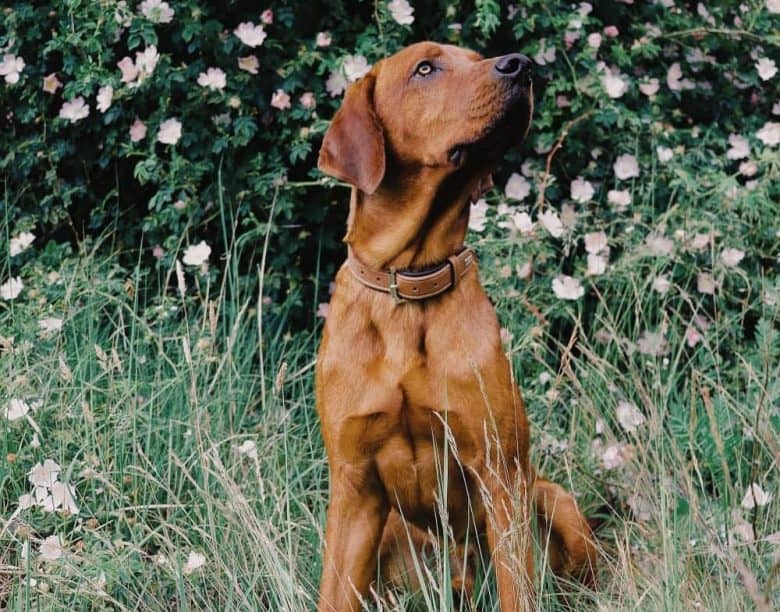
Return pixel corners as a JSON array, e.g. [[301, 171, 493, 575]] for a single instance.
[[447, 84, 533, 170]]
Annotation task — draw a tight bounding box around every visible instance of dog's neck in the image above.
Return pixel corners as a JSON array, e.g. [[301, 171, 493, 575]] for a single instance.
[[344, 167, 486, 271]]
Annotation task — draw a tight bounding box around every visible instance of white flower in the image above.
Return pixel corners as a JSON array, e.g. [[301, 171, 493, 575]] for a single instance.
[[18, 493, 34, 510], [117, 57, 139, 83], [516, 260, 532, 279], [570, 177, 595, 203], [157, 118, 182, 144], [135, 46, 159, 78], [238, 55, 259, 74], [39, 318, 63, 333], [197, 67, 226, 91], [587, 254, 607, 276], [666, 62, 694, 91], [538, 210, 564, 238], [587, 32, 602, 48], [505, 173, 531, 200], [689, 232, 712, 251], [697, 272, 717, 295], [96, 85, 113, 113], [607, 189, 632, 210], [183, 551, 206, 574], [756, 57, 777, 81], [388, 0, 414, 25], [0, 276, 23, 300], [234, 22, 267, 47], [343, 55, 371, 82], [652, 275, 671, 294], [584, 231, 608, 254], [4, 398, 32, 421], [740, 483, 773, 509], [616, 401, 645, 432], [10, 231, 35, 256], [29, 460, 61, 488], [468, 199, 488, 232], [552, 275, 585, 300], [614, 154, 639, 180], [645, 233, 674, 256], [739, 160, 758, 176], [507, 212, 534, 235], [601, 443, 628, 469], [639, 78, 660, 96], [726, 134, 750, 159], [59, 97, 90, 123], [237, 439, 258, 460], [602, 71, 628, 98], [182, 241, 211, 266], [326, 69, 348, 97], [637, 330, 669, 356], [0, 53, 25, 84], [768, 0, 780, 13], [139, 0, 174, 23], [720, 248, 745, 268], [39, 535, 64, 561], [270, 89, 291, 110], [316, 32, 332, 47], [656, 146, 674, 163], [50, 481, 79, 514], [533, 39, 556, 66], [757, 121, 780, 147]]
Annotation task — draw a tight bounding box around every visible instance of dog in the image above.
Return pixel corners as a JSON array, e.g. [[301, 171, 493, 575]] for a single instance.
[[315, 42, 596, 611]]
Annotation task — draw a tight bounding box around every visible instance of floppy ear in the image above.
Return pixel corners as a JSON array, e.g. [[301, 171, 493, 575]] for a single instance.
[[318, 73, 386, 194]]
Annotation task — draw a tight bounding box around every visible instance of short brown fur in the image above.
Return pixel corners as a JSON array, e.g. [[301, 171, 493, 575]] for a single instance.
[[316, 42, 596, 611]]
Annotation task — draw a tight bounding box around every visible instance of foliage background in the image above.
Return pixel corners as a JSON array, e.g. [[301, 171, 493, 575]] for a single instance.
[[1, 0, 778, 610]]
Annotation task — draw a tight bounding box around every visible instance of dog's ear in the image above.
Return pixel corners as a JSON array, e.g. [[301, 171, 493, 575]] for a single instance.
[[318, 73, 385, 194]]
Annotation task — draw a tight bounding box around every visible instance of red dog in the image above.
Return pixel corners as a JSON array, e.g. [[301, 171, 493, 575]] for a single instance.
[[316, 42, 596, 611]]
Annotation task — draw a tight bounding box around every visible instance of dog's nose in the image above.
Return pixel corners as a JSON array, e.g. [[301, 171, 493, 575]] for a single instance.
[[493, 53, 533, 82]]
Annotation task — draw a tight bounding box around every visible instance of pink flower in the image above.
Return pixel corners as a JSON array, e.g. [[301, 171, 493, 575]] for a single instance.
[[270, 89, 291, 110], [117, 56, 140, 83], [234, 22, 267, 47], [152, 245, 164, 258], [261, 9, 273, 24], [603, 25, 619, 37], [59, 97, 90, 123], [197, 67, 227, 91], [0, 53, 25, 84], [157, 118, 182, 145], [317, 302, 330, 318], [238, 55, 259, 74], [130, 118, 147, 142], [299, 91, 316, 109], [42, 73, 62, 94], [587, 32, 602, 49], [316, 32, 332, 47], [639, 78, 660, 97], [96, 85, 113, 113]]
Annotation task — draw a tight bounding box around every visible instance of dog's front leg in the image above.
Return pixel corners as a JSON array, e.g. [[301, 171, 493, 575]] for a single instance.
[[318, 465, 389, 612], [485, 467, 535, 612]]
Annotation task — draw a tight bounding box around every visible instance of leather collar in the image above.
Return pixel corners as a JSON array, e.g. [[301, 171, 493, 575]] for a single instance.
[[347, 247, 475, 303]]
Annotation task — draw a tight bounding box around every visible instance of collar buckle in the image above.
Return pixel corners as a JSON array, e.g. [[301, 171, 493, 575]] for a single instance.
[[388, 267, 406, 305]]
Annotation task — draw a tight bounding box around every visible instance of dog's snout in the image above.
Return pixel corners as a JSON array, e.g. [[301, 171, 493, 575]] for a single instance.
[[493, 53, 532, 82]]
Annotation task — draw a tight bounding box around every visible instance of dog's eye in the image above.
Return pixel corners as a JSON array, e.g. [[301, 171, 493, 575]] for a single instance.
[[414, 61, 435, 77]]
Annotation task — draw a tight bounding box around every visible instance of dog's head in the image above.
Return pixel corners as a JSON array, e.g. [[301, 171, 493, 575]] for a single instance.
[[318, 42, 533, 195]]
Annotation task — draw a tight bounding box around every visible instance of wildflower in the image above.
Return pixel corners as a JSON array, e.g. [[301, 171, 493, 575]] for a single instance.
[[768, 0, 780, 13], [157, 118, 182, 144], [388, 0, 414, 25], [183, 551, 206, 574], [570, 177, 595, 202], [182, 241, 211, 266], [505, 173, 531, 200], [197, 67, 226, 91], [59, 97, 90, 123], [614, 154, 639, 179], [639, 78, 659, 96], [587, 254, 607, 276], [236, 439, 258, 460], [656, 146, 674, 163], [602, 70, 628, 98], [607, 189, 631, 210], [603, 25, 619, 37], [740, 483, 773, 509], [4, 399, 33, 421], [39, 535, 64, 561], [584, 231, 608, 254], [10, 231, 35, 256], [117, 56, 140, 83], [326, 69, 347, 97], [96, 85, 113, 113], [667, 62, 694, 91], [0, 54, 24, 84], [616, 401, 645, 432], [316, 302, 330, 318], [757, 121, 780, 147], [504, 212, 534, 235], [601, 442, 628, 469], [697, 272, 717, 295], [316, 32, 332, 47], [234, 22, 267, 47], [726, 134, 750, 159], [343, 55, 371, 82], [533, 40, 556, 66], [300, 92, 316, 109], [538, 209, 564, 238], [39, 318, 63, 333], [636, 330, 669, 356], [587, 33, 602, 49], [645, 233, 674, 256], [652, 275, 671, 294], [721, 248, 745, 268], [0, 277, 24, 300], [42, 73, 62, 94], [130, 118, 147, 142], [29, 459, 61, 488], [139, 0, 174, 23], [468, 199, 488, 232], [756, 57, 777, 81], [238, 55, 259, 74], [552, 275, 585, 300], [261, 9, 274, 24], [270, 89, 291, 110]]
